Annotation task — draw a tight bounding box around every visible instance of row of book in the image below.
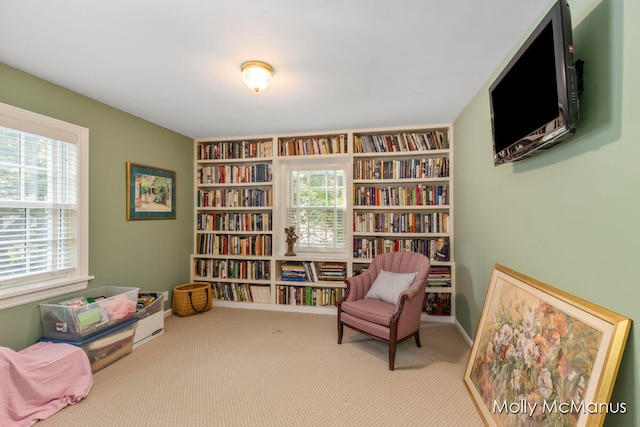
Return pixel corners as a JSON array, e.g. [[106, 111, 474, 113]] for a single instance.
[[197, 163, 273, 185], [197, 139, 273, 160], [354, 130, 449, 153], [353, 157, 449, 180], [318, 262, 347, 282], [278, 135, 348, 156], [196, 212, 272, 232], [353, 185, 448, 207], [276, 285, 345, 307], [280, 261, 347, 283], [197, 188, 272, 208], [207, 282, 448, 311], [211, 282, 271, 304], [354, 211, 449, 234], [197, 131, 449, 159], [423, 292, 452, 316], [427, 266, 452, 287], [193, 258, 271, 280], [196, 234, 272, 256], [353, 237, 450, 261]]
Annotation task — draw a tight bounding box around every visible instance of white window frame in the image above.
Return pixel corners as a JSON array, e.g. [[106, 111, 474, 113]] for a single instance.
[[0, 102, 93, 309], [278, 157, 349, 256]]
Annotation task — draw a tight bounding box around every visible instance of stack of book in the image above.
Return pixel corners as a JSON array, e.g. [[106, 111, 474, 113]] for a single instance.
[[318, 263, 346, 282], [280, 262, 306, 282], [427, 266, 451, 287]]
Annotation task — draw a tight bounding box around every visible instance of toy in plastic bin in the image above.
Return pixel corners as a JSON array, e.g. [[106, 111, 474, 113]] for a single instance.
[[137, 295, 156, 310], [59, 296, 109, 333]]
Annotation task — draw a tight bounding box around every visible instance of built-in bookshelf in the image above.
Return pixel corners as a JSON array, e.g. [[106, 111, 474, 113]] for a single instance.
[[425, 264, 452, 316], [192, 125, 454, 321], [274, 258, 347, 307], [278, 134, 348, 157], [193, 138, 275, 306], [424, 292, 452, 316], [351, 127, 454, 320]]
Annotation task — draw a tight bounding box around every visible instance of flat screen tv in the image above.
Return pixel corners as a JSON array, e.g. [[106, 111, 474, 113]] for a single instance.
[[490, 0, 580, 166]]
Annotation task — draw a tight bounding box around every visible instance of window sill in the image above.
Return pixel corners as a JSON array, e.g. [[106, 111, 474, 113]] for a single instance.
[[0, 275, 95, 310]]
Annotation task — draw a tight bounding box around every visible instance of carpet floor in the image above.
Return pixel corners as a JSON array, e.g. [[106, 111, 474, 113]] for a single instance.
[[37, 307, 484, 426]]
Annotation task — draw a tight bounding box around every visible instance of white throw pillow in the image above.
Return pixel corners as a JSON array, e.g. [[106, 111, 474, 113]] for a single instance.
[[365, 270, 418, 304]]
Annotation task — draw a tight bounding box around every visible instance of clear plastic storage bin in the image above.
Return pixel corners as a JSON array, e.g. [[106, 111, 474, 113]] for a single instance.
[[40, 317, 138, 372], [39, 286, 139, 341]]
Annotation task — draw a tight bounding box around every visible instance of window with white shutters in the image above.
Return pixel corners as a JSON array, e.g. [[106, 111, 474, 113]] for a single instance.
[[0, 103, 91, 309]]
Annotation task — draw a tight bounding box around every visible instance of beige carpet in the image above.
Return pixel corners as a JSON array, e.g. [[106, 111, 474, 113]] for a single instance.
[[38, 308, 484, 426]]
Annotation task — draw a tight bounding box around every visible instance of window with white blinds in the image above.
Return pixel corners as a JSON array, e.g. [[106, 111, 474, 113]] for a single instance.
[[0, 130, 77, 279], [0, 102, 91, 309], [286, 167, 347, 251]]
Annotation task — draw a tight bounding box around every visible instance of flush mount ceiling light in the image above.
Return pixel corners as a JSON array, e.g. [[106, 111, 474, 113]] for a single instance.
[[241, 61, 274, 93]]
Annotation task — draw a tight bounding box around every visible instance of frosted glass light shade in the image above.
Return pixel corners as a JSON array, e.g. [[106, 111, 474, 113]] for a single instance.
[[241, 61, 274, 93]]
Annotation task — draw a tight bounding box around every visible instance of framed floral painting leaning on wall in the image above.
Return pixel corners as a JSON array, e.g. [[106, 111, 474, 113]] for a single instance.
[[464, 264, 631, 427]]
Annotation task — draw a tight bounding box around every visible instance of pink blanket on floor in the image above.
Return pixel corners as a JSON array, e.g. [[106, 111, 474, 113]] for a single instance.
[[0, 342, 93, 426]]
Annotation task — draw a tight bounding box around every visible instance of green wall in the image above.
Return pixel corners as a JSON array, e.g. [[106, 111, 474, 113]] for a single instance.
[[2, 1, 637, 422], [453, 0, 638, 425], [0, 63, 193, 350]]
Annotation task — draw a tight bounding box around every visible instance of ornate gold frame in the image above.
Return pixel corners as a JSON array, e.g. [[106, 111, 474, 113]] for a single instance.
[[464, 264, 631, 426]]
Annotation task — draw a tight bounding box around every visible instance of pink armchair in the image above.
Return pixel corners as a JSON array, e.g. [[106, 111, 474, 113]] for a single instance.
[[337, 251, 430, 370]]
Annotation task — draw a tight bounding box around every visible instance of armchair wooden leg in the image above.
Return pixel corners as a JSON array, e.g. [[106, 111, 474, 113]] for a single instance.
[[414, 330, 422, 348], [389, 321, 398, 370], [389, 340, 397, 371], [338, 321, 343, 344]]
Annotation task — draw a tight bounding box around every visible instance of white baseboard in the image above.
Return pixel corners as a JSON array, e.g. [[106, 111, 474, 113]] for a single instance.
[[178, 301, 475, 349], [211, 299, 338, 315], [420, 313, 454, 324], [454, 318, 473, 347]]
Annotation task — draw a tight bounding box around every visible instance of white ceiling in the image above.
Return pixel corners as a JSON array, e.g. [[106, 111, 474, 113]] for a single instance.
[[0, 0, 551, 139]]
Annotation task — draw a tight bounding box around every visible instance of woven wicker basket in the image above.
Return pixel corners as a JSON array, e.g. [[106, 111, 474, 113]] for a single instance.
[[172, 282, 212, 316]]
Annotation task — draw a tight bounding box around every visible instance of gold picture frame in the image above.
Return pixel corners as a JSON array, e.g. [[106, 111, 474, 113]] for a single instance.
[[126, 162, 176, 220], [464, 264, 631, 427]]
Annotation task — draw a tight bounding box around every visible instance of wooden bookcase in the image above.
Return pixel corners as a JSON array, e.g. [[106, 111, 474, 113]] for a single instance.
[[192, 125, 454, 321]]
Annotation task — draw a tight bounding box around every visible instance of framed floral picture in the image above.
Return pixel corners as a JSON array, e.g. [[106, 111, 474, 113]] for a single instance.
[[464, 264, 631, 427], [126, 162, 176, 220]]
